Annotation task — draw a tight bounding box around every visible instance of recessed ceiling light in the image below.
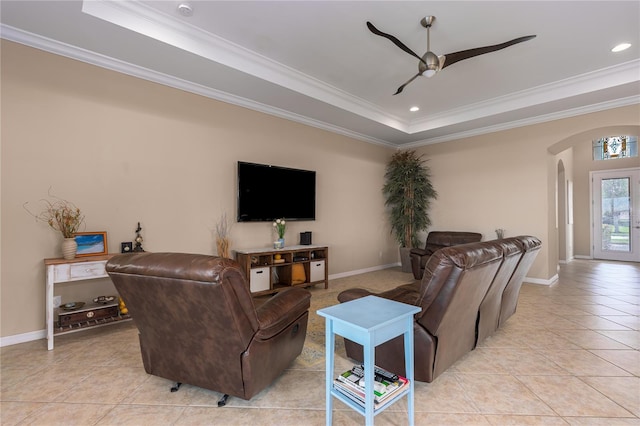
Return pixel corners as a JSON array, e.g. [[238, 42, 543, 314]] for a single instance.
[[177, 3, 194, 17], [611, 43, 631, 52], [409, 106, 420, 112]]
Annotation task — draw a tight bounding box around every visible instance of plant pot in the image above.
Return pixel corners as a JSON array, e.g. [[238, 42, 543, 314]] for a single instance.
[[399, 247, 412, 273], [61, 237, 77, 260]]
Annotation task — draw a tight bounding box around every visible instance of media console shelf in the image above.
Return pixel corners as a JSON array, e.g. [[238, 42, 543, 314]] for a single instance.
[[234, 245, 328, 295]]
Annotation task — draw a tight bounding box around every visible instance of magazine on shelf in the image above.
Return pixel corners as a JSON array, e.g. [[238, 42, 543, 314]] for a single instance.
[[333, 378, 408, 410], [333, 364, 408, 407]]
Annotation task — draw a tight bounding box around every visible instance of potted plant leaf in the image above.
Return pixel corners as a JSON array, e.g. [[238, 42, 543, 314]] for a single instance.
[[383, 150, 437, 272]]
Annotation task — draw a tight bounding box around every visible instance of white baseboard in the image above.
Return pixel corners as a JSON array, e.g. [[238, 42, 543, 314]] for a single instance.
[[574, 255, 593, 260], [328, 262, 401, 280], [524, 274, 559, 286], [0, 329, 46, 348]]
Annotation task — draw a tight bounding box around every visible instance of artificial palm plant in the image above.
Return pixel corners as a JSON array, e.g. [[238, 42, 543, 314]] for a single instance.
[[383, 150, 437, 248]]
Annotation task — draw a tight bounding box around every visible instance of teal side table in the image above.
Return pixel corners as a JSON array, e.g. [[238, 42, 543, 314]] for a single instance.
[[317, 295, 421, 425]]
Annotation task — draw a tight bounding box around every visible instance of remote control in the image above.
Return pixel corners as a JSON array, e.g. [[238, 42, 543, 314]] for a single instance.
[[351, 365, 398, 382]]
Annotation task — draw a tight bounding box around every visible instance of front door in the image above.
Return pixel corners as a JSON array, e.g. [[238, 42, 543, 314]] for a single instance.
[[592, 168, 640, 262]]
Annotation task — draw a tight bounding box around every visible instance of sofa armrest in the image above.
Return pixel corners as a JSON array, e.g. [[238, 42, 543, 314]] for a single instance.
[[255, 287, 311, 340]]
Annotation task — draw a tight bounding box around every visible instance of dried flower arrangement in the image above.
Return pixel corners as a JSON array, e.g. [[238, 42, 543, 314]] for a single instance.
[[24, 192, 84, 238], [215, 212, 231, 258]]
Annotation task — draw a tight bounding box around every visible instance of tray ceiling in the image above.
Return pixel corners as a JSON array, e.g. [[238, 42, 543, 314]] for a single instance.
[[1, 1, 639, 147]]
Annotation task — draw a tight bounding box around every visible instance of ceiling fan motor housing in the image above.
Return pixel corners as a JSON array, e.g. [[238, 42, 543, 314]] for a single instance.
[[420, 51, 440, 76]]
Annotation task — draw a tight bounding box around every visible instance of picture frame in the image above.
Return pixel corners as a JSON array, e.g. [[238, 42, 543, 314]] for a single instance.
[[74, 232, 108, 257]]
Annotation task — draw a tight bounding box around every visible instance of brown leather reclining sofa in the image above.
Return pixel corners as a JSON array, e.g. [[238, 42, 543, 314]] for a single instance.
[[338, 236, 541, 383], [106, 253, 311, 402]]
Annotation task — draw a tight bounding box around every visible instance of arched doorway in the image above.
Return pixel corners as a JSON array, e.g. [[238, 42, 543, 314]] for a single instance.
[[548, 125, 639, 264]]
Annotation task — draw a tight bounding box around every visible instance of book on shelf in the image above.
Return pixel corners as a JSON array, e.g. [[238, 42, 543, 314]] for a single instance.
[[333, 364, 408, 408], [333, 380, 408, 410]]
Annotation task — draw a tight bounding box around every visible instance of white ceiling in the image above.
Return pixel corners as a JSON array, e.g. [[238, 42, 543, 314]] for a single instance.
[[1, 1, 639, 148]]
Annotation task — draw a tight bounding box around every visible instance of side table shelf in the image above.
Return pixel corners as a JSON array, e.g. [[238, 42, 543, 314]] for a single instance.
[[234, 245, 328, 295], [45, 254, 130, 350]]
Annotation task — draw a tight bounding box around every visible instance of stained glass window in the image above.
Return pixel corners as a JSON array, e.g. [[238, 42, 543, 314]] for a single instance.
[[593, 136, 638, 161]]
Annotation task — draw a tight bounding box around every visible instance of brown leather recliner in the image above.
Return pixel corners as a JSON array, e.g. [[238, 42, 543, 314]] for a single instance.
[[410, 231, 483, 280], [338, 236, 541, 383], [106, 252, 311, 402]]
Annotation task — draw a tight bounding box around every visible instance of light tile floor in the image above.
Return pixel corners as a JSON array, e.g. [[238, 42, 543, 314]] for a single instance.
[[1, 259, 638, 425]]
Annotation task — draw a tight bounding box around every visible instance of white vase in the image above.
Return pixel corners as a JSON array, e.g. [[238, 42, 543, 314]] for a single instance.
[[61, 237, 77, 260]]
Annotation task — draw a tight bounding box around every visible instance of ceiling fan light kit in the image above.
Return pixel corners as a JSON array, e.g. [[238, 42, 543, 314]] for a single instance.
[[367, 15, 536, 95], [421, 52, 440, 77]]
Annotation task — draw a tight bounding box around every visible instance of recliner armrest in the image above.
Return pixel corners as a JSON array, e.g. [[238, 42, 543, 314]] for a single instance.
[[410, 248, 428, 256], [337, 288, 374, 303], [412, 247, 441, 257], [255, 287, 311, 340]]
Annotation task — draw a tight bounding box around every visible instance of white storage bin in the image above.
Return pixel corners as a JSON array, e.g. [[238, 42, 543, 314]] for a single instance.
[[250, 267, 270, 292], [310, 260, 325, 283]]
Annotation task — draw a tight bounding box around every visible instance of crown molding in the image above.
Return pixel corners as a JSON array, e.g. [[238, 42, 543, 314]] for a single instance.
[[407, 59, 640, 134], [81, 0, 640, 139], [81, 0, 408, 132], [0, 24, 396, 148], [405, 95, 640, 148]]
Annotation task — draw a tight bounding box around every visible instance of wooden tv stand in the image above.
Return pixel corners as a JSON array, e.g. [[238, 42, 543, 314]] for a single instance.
[[234, 245, 328, 295]]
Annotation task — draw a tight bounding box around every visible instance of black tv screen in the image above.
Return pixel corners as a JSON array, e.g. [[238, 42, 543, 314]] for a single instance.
[[237, 161, 316, 222]]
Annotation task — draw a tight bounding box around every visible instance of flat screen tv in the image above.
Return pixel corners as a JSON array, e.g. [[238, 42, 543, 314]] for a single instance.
[[237, 161, 316, 222]]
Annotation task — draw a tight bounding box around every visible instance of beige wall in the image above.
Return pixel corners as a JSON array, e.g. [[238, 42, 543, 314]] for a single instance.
[[2, 40, 639, 341], [1, 41, 398, 338], [416, 106, 640, 280]]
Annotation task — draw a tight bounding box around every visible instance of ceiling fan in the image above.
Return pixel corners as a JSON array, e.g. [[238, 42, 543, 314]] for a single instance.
[[367, 16, 536, 95]]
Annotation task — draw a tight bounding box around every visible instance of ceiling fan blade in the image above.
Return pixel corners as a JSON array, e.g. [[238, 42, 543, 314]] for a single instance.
[[441, 35, 536, 69], [393, 73, 422, 95], [367, 21, 426, 65]]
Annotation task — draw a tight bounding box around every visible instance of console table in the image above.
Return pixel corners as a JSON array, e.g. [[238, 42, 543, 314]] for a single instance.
[[45, 254, 130, 350], [234, 245, 328, 295], [317, 296, 421, 426]]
